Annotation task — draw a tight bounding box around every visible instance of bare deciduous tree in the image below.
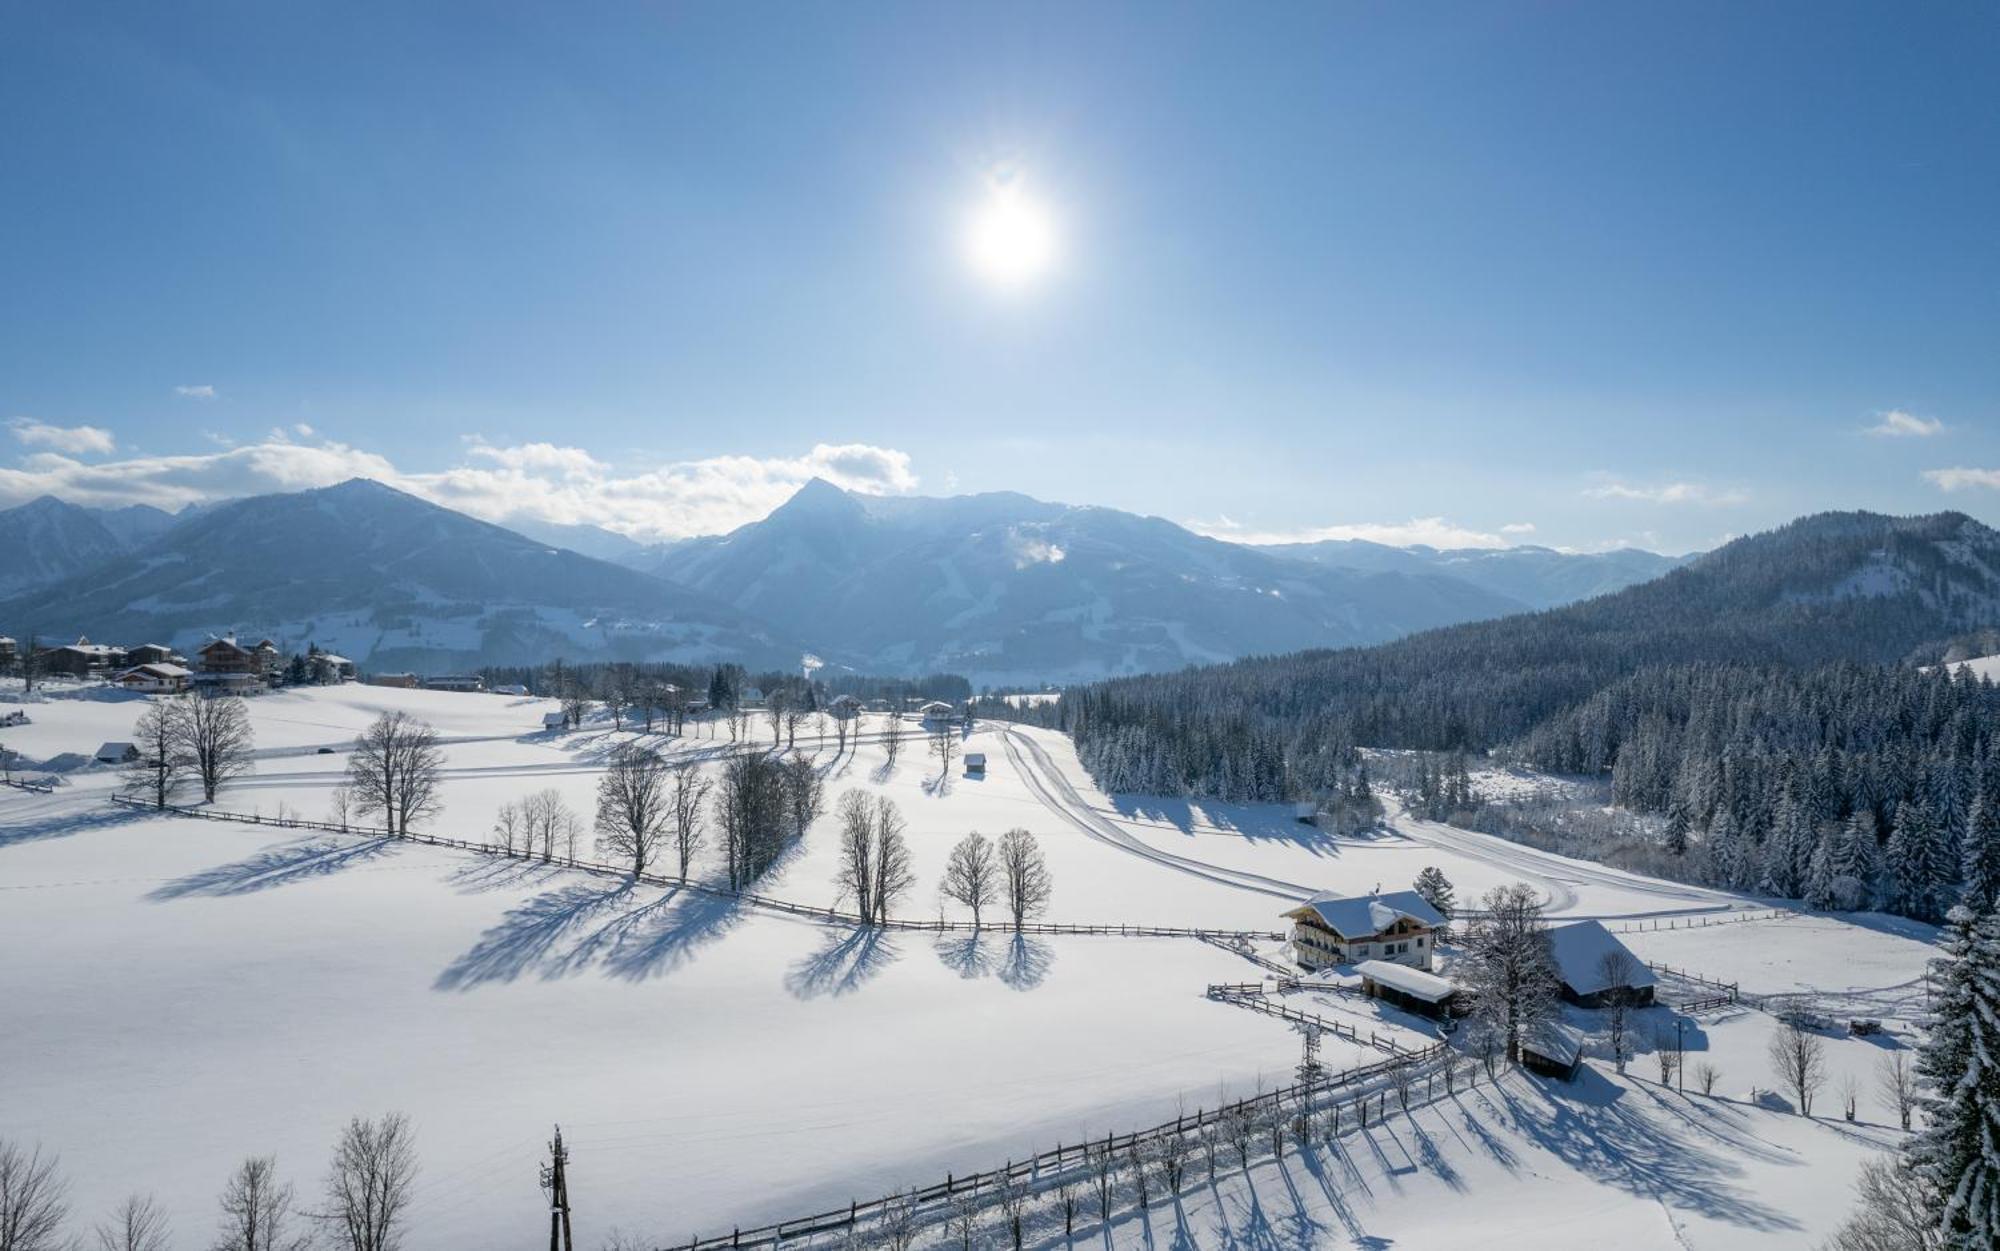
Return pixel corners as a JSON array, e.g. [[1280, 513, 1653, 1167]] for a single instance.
[[520, 789, 581, 863], [0, 1140, 70, 1251], [941, 832, 999, 927], [214, 1155, 308, 1251], [876, 1191, 916, 1251], [880, 711, 905, 767], [1652, 1026, 1682, 1086], [122, 698, 188, 809], [1086, 1141, 1116, 1223], [323, 1113, 417, 1251], [994, 1168, 1028, 1251], [595, 743, 671, 877], [668, 760, 712, 879], [930, 721, 959, 781], [997, 828, 1053, 930], [1878, 1052, 1916, 1131], [871, 797, 915, 923], [1596, 949, 1638, 1073], [1461, 883, 1561, 1064], [780, 751, 824, 840], [93, 1193, 170, 1251], [1693, 1062, 1721, 1096], [345, 711, 443, 834], [835, 790, 875, 919], [182, 692, 255, 803], [1768, 1020, 1827, 1116], [1822, 1158, 1943, 1251]]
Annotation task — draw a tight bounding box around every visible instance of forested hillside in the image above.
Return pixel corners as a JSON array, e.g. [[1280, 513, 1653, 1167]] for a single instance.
[[1053, 510, 2000, 802]]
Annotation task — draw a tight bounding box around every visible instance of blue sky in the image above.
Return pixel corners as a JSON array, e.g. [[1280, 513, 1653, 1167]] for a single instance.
[[1, 2, 1995, 551]]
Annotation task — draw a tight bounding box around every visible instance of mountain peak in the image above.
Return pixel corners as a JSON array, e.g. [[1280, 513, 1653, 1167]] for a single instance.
[[769, 477, 865, 523]]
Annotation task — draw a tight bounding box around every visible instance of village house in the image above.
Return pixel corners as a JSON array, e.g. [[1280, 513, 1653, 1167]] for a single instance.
[[113, 662, 190, 694], [365, 673, 420, 689], [827, 694, 863, 718], [38, 636, 126, 679], [1547, 920, 1657, 1008], [123, 643, 178, 667], [916, 699, 956, 721], [423, 674, 485, 693], [197, 635, 262, 677], [306, 647, 356, 684], [1283, 889, 1446, 972]]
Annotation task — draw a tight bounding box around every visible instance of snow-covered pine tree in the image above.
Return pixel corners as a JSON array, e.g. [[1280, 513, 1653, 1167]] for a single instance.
[[1828, 812, 1882, 911], [1961, 776, 2000, 913], [1804, 826, 1840, 912], [1911, 906, 2000, 1246]]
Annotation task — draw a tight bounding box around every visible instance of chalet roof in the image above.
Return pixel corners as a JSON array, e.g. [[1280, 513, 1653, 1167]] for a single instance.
[[1547, 921, 1656, 996], [95, 741, 136, 759], [1354, 959, 1456, 1003], [200, 637, 250, 655], [118, 663, 189, 679], [1288, 890, 1446, 940], [315, 653, 352, 666]]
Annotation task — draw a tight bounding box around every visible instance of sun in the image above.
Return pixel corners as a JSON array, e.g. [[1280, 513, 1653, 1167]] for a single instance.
[[965, 182, 1057, 291]]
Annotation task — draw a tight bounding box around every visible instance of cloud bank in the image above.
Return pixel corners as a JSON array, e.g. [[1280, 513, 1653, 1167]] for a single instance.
[[0, 433, 920, 542], [1865, 409, 1943, 438], [1188, 515, 1514, 550]]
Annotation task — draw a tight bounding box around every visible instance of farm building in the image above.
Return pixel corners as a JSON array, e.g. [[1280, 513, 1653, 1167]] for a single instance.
[[113, 663, 190, 694], [1520, 1021, 1586, 1081], [917, 700, 956, 721], [1354, 959, 1459, 1019], [1284, 889, 1445, 972], [424, 675, 485, 693], [365, 673, 420, 689], [1547, 920, 1656, 1008], [542, 711, 569, 732], [123, 643, 178, 667], [964, 752, 987, 774], [94, 741, 139, 765]]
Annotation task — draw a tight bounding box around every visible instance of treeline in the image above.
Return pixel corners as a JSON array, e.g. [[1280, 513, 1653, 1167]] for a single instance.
[[1512, 661, 2000, 922]]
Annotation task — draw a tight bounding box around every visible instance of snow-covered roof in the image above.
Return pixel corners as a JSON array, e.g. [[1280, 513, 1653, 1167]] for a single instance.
[[1290, 890, 1446, 940], [1522, 1021, 1585, 1067], [95, 741, 135, 759], [1354, 960, 1456, 1003], [118, 663, 189, 680], [1547, 920, 1655, 996]]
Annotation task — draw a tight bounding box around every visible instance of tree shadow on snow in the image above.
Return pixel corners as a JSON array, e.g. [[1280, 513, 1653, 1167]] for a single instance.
[[147, 836, 399, 900], [784, 926, 901, 999], [998, 933, 1055, 991], [930, 931, 1056, 990], [434, 880, 744, 990], [0, 803, 147, 850], [1491, 1069, 1799, 1233]]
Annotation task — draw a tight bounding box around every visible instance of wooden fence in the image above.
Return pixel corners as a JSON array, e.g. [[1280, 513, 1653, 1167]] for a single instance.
[[0, 775, 55, 794], [1646, 961, 1743, 1012], [672, 1038, 1451, 1250]]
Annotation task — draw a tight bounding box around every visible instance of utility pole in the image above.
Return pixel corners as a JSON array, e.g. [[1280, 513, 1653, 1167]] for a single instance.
[[541, 1125, 574, 1251]]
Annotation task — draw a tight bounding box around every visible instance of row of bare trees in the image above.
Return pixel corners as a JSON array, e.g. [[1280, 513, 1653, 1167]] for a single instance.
[[122, 694, 256, 807], [834, 791, 916, 923], [0, 1116, 415, 1251], [940, 830, 1051, 928]]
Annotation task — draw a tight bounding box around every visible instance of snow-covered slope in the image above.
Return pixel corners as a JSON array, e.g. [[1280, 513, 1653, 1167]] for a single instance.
[[637, 479, 1527, 684], [0, 479, 797, 670]]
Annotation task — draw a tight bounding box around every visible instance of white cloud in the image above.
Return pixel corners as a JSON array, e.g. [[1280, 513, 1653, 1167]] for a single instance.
[[173, 384, 217, 400], [1582, 478, 1748, 506], [1865, 409, 1943, 438], [1189, 515, 1513, 550], [0, 433, 922, 541], [1924, 467, 2000, 492], [7, 418, 116, 457], [1500, 522, 1536, 535]]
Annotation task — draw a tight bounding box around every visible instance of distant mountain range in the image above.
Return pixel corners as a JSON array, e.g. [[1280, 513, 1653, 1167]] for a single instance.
[[0, 481, 791, 672], [0, 478, 1688, 679]]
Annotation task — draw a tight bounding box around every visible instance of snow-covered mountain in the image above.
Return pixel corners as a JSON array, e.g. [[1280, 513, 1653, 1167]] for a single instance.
[[0, 496, 138, 596], [634, 479, 1532, 684], [0, 479, 795, 671], [1260, 538, 1688, 610]]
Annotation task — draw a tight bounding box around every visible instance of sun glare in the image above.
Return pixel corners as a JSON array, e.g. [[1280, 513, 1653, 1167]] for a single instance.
[[966, 182, 1057, 291]]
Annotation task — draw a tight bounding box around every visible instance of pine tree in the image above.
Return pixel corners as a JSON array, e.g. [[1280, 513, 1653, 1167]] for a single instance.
[[1911, 906, 2000, 1246], [1963, 780, 2000, 913], [1413, 866, 1455, 934], [1804, 826, 1840, 911], [1827, 812, 1882, 911]]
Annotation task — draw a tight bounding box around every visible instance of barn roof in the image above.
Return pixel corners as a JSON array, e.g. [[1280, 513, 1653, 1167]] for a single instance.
[[1289, 889, 1445, 939], [1354, 960, 1456, 1003], [1547, 920, 1656, 996]]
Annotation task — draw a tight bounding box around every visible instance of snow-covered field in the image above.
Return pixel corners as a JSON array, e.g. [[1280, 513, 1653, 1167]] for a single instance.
[[0, 684, 1935, 1248]]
